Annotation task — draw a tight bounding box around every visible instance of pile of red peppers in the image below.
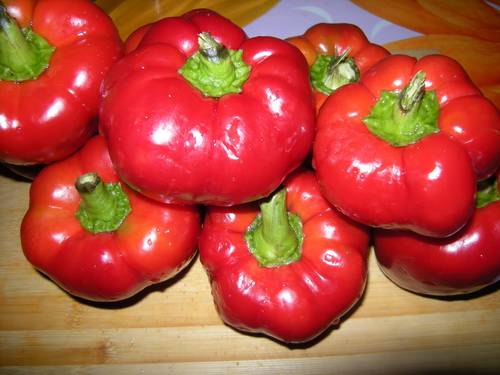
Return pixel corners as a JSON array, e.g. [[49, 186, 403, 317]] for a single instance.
[[1, 1, 498, 344]]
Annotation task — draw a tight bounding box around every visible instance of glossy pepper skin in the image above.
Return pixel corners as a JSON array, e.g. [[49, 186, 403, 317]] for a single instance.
[[287, 23, 389, 112], [123, 22, 151, 54], [373, 174, 500, 296], [20, 136, 201, 302], [314, 54, 500, 238], [0, 0, 123, 166], [99, 9, 315, 206], [198, 169, 370, 343]]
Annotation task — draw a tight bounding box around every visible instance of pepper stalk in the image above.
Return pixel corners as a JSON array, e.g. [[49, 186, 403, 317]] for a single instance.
[[0, 2, 54, 81], [310, 48, 360, 95], [245, 189, 303, 268], [75, 173, 131, 234], [363, 70, 440, 147], [179, 32, 250, 98]]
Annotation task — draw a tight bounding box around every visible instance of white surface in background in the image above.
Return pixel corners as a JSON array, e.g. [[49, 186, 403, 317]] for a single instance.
[[244, 0, 421, 44]]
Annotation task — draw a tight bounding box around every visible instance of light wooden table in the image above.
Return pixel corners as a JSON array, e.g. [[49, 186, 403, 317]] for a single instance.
[[1, 168, 499, 374]]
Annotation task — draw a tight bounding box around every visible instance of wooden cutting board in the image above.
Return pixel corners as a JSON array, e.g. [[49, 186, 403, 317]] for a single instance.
[[1, 169, 499, 374]]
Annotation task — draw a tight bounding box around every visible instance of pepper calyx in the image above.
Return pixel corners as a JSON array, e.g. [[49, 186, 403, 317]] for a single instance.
[[0, 4, 54, 81], [179, 32, 250, 98], [75, 173, 131, 234], [310, 49, 360, 95], [245, 189, 303, 268], [363, 71, 440, 147]]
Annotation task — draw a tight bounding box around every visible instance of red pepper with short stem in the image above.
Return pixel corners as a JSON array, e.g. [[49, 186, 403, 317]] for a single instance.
[[0, 0, 123, 166], [287, 23, 389, 112], [198, 169, 370, 343], [21, 136, 201, 302], [314, 54, 499, 238], [99, 9, 315, 206], [373, 173, 500, 296]]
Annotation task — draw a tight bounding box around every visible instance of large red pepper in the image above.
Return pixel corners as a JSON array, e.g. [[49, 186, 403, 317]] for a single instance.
[[99, 9, 315, 206], [287, 23, 389, 112], [0, 0, 123, 166], [373, 174, 500, 296], [198, 169, 370, 343], [314, 54, 500, 238], [20, 136, 201, 301], [123, 22, 151, 54]]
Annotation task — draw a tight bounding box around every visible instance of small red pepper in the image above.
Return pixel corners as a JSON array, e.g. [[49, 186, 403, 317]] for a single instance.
[[21, 136, 201, 301], [100, 9, 315, 206], [0, 0, 123, 166], [287, 23, 389, 112], [373, 174, 500, 296], [314, 54, 500, 237], [199, 169, 370, 343]]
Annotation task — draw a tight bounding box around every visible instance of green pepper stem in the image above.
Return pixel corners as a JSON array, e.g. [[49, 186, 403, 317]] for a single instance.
[[363, 70, 439, 147], [0, 4, 36, 74], [245, 189, 303, 268], [260, 190, 297, 249], [75, 173, 131, 234], [76, 173, 115, 222], [395, 70, 426, 120], [198, 32, 229, 63], [197, 32, 235, 82], [323, 49, 358, 90], [179, 32, 250, 98], [310, 48, 360, 95], [0, 3, 54, 81]]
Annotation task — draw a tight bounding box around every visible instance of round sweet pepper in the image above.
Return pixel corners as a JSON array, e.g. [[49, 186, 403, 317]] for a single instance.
[[373, 174, 500, 296], [314, 54, 499, 237], [199, 169, 370, 343], [287, 22, 389, 112], [21, 136, 201, 301], [0, 0, 123, 166], [99, 9, 315, 206]]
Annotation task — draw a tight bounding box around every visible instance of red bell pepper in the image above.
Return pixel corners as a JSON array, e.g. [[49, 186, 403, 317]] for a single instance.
[[99, 9, 315, 206], [20, 135, 201, 301], [373, 174, 500, 296], [0, 0, 123, 166], [198, 169, 370, 343], [287, 23, 389, 112], [123, 22, 151, 54], [314, 54, 500, 238]]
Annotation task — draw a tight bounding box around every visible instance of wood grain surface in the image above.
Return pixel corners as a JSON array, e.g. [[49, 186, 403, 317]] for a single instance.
[[1, 168, 499, 374]]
